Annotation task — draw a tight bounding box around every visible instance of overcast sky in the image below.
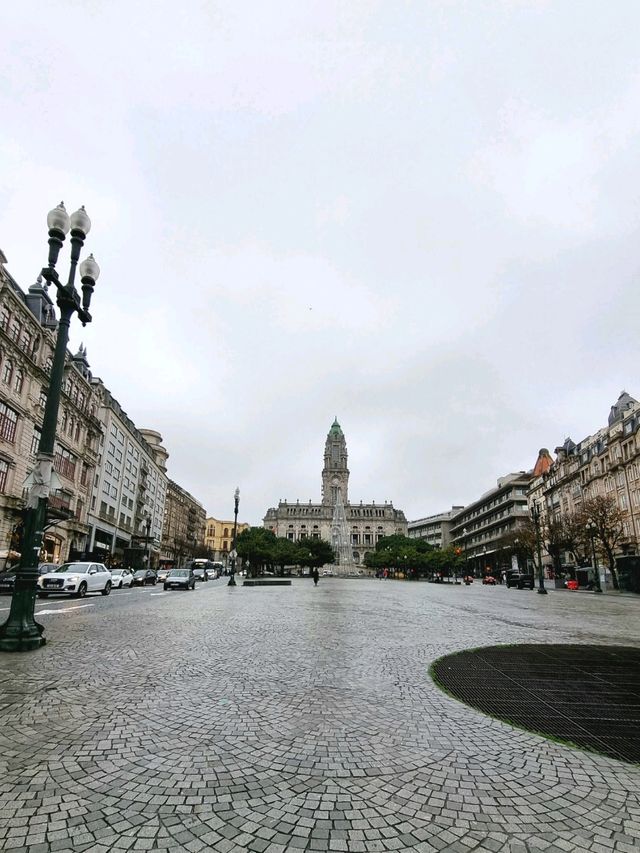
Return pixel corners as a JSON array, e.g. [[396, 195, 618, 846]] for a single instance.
[[1, 1, 639, 525]]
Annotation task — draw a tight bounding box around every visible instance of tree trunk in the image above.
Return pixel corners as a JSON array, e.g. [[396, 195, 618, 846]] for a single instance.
[[605, 547, 620, 590]]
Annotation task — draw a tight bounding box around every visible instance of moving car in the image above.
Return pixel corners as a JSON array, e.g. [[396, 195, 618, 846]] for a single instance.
[[506, 572, 534, 590], [164, 568, 196, 591], [110, 568, 133, 589], [482, 575, 497, 585], [131, 569, 157, 586], [156, 568, 171, 583], [37, 562, 112, 598]]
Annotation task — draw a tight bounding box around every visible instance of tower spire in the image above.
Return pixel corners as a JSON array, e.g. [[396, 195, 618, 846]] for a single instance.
[[322, 418, 349, 505]]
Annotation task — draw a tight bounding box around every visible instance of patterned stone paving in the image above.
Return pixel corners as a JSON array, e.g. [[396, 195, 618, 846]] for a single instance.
[[0, 578, 639, 852]]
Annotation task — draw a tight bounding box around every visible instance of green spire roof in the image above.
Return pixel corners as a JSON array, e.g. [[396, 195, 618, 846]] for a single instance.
[[329, 417, 343, 437]]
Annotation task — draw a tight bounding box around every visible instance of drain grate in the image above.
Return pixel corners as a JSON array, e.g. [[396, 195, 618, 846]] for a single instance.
[[432, 644, 640, 764]]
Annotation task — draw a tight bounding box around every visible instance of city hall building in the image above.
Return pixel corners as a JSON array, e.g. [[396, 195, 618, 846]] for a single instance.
[[263, 419, 407, 567]]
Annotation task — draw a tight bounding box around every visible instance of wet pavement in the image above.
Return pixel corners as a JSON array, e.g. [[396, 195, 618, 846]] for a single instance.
[[0, 577, 639, 852]]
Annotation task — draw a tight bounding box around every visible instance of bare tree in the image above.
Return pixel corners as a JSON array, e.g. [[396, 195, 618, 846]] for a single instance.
[[562, 512, 588, 572], [581, 496, 625, 590], [542, 516, 571, 577]]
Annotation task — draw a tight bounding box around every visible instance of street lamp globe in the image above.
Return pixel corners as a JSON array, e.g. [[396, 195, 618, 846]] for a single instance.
[[69, 205, 91, 235], [79, 253, 100, 282], [47, 202, 71, 234]]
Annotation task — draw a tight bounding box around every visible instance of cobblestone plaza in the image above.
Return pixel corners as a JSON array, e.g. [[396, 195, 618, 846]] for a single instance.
[[1, 580, 639, 853]]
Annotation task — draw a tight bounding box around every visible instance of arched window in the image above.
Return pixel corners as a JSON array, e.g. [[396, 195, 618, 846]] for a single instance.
[[44, 355, 53, 374], [2, 360, 13, 385], [61, 409, 68, 431], [13, 370, 24, 394], [74, 422, 81, 442], [223, 527, 229, 537]]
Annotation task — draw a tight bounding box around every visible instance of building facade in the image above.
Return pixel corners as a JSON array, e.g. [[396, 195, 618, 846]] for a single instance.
[[0, 255, 103, 565], [408, 506, 464, 548], [85, 381, 169, 567], [528, 392, 640, 560], [161, 479, 207, 567], [204, 517, 250, 563], [450, 472, 532, 575], [263, 418, 407, 566]]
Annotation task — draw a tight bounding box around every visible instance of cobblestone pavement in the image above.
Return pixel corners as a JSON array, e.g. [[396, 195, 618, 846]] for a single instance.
[[1, 579, 640, 853]]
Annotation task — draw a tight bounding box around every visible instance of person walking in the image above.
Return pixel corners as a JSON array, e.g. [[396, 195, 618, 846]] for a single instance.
[[312, 567, 319, 586]]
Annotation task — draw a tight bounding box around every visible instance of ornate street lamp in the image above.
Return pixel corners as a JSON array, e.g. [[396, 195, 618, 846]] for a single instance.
[[0, 203, 100, 651], [586, 521, 603, 593], [228, 487, 240, 587], [530, 502, 548, 595]]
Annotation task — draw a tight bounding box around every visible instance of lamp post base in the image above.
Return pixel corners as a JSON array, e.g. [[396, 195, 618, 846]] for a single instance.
[[228, 575, 236, 587], [0, 587, 46, 652], [537, 588, 548, 595]]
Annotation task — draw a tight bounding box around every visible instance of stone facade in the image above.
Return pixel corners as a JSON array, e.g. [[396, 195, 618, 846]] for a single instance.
[[85, 383, 169, 567], [408, 506, 465, 548], [161, 479, 207, 567], [264, 419, 407, 566], [204, 516, 249, 564], [528, 391, 640, 559], [0, 255, 102, 565], [450, 472, 532, 576]]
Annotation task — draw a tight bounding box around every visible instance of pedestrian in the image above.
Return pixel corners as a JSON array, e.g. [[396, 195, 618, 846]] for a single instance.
[[501, 571, 506, 585], [312, 567, 319, 586]]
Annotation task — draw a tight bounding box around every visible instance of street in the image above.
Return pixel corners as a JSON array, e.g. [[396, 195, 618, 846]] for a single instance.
[[1, 579, 639, 853]]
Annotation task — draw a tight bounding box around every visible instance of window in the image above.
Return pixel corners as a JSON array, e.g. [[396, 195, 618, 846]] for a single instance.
[[39, 386, 47, 408], [80, 463, 89, 487], [44, 355, 53, 374], [13, 370, 24, 394], [0, 458, 8, 492], [0, 307, 10, 331], [54, 445, 77, 480], [0, 402, 18, 443], [30, 426, 41, 456], [8, 317, 21, 342], [2, 360, 13, 385], [20, 329, 33, 353]]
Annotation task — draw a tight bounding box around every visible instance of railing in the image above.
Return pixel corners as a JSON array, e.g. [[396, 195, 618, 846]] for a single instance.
[[53, 453, 76, 480]]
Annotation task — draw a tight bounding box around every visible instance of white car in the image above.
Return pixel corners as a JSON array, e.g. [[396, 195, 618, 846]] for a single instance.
[[37, 562, 112, 598], [110, 568, 133, 589]]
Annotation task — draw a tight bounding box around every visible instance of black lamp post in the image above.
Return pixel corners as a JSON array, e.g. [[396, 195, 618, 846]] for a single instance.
[[530, 502, 548, 594], [228, 487, 240, 587], [586, 521, 603, 593], [144, 514, 152, 568], [0, 202, 100, 651], [462, 526, 468, 577]]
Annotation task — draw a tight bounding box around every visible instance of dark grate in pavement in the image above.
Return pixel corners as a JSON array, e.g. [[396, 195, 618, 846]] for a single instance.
[[431, 644, 640, 764]]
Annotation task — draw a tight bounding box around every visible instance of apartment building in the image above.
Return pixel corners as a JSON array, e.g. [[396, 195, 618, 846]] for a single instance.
[[408, 506, 464, 548]]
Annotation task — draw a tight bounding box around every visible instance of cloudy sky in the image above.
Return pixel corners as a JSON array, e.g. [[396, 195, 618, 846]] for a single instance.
[[1, 1, 639, 525]]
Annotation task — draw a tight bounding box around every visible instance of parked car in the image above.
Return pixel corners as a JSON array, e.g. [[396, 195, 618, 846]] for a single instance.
[[482, 575, 497, 585], [0, 563, 53, 594], [132, 569, 157, 586], [507, 572, 534, 590], [322, 568, 334, 576], [110, 568, 133, 589], [164, 568, 196, 591], [37, 562, 112, 598]]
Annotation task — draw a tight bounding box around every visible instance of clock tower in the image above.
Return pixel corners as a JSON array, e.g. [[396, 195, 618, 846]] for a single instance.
[[321, 417, 349, 506]]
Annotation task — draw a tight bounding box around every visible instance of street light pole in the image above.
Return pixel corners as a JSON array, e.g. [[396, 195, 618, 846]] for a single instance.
[[228, 487, 240, 587], [0, 203, 100, 651], [145, 514, 152, 568], [586, 521, 603, 593], [530, 502, 548, 595]]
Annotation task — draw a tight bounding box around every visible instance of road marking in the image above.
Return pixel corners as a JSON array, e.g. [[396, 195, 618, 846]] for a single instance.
[[35, 604, 95, 616], [150, 592, 168, 596]]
